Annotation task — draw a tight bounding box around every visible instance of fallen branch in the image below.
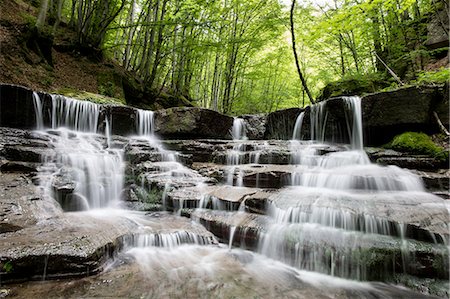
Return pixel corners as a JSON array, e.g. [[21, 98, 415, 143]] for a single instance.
[[374, 52, 404, 86], [433, 111, 450, 136]]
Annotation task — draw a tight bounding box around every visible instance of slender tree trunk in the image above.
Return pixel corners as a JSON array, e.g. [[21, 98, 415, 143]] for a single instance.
[[36, 0, 50, 31], [290, 0, 314, 104]]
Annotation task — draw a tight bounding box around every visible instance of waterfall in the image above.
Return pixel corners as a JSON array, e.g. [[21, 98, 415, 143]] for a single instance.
[[34, 94, 123, 210], [50, 94, 100, 132], [32, 92, 44, 130], [231, 118, 246, 140], [257, 95, 444, 280], [292, 112, 305, 140], [136, 110, 155, 136], [343, 96, 363, 150], [310, 101, 328, 143]]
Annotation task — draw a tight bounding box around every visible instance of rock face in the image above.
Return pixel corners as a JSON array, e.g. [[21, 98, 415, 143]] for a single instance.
[[425, 9, 449, 49], [154, 107, 234, 139], [361, 86, 440, 146], [264, 108, 303, 140], [241, 114, 267, 140], [106, 105, 137, 136], [0, 84, 36, 130]]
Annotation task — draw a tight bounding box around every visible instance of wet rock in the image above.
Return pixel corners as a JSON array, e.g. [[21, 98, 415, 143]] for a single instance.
[[241, 114, 267, 140], [412, 170, 450, 193], [162, 140, 225, 163], [376, 156, 444, 171], [186, 209, 270, 249], [106, 105, 137, 136], [191, 163, 224, 182], [0, 161, 40, 173], [244, 190, 276, 214], [0, 173, 61, 234], [2, 146, 48, 163], [0, 212, 216, 282], [154, 107, 234, 139], [264, 108, 303, 140], [0, 84, 36, 130], [50, 171, 79, 212]]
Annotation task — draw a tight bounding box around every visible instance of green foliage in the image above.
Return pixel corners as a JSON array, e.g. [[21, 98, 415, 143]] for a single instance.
[[136, 187, 163, 205], [2, 261, 13, 273], [99, 81, 116, 98], [415, 68, 450, 84], [385, 132, 448, 161]]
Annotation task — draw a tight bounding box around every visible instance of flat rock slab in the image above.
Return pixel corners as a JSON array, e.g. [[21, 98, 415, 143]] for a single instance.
[[0, 173, 61, 234], [4, 246, 442, 299], [0, 209, 216, 282], [267, 187, 450, 243], [186, 209, 271, 249]]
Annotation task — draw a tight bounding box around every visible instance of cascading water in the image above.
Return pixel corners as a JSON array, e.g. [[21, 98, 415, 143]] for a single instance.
[[226, 118, 248, 186], [258, 96, 449, 280], [24, 92, 447, 297], [292, 111, 305, 140], [34, 94, 123, 210]]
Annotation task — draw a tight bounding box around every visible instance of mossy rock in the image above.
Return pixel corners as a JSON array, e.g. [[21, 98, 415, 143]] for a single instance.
[[385, 132, 448, 161], [53, 88, 125, 105], [317, 75, 390, 101]]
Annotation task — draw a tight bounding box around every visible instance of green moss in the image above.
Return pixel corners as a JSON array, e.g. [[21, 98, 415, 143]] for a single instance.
[[53, 88, 125, 105], [385, 132, 449, 161]]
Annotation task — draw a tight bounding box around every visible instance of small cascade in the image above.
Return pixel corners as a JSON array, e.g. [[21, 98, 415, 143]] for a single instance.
[[39, 130, 124, 210], [134, 108, 206, 213], [32, 92, 44, 130], [136, 110, 155, 136], [50, 94, 100, 132], [226, 118, 248, 186], [129, 231, 216, 248], [343, 96, 363, 150], [33, 94, 123, 211], [310, 101, 328, 143], [292, 112, 305, 140], [231, 117, 247, 140], [258, 96, 448, 280]]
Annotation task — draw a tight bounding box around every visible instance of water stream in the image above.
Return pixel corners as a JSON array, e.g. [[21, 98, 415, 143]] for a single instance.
[[29, 93, 448, 297]]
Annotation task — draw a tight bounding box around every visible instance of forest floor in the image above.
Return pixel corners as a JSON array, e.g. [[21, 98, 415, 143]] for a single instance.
[[0, 0, 125, 102]]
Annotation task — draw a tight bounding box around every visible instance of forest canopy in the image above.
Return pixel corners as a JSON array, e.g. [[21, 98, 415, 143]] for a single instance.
[[31, 0, 450, 114]]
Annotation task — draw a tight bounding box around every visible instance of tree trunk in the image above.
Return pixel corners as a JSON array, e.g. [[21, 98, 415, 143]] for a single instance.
[[290, 0, 314, 104]]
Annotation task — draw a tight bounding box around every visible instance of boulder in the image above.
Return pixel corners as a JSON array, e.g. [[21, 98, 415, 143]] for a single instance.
[[154, 107, 233, 139], [361, 86, 440, 146], [241, 114, 267, 140]]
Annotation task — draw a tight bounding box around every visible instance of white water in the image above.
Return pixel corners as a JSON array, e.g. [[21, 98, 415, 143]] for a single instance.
[[258, 96, 448, 279], [231, 117, 247, 140], [292, 111, 305, 140], [29, 94, 448, 294], [32, 92, 44, 130], [50, 94, 100, 132], [343, 96, 363, 150], [34, 95, 123, 210]]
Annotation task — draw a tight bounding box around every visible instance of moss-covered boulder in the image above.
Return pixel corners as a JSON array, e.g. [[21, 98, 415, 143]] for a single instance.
[[385, 132, 448, 162], [317, 75, 389, 102]]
